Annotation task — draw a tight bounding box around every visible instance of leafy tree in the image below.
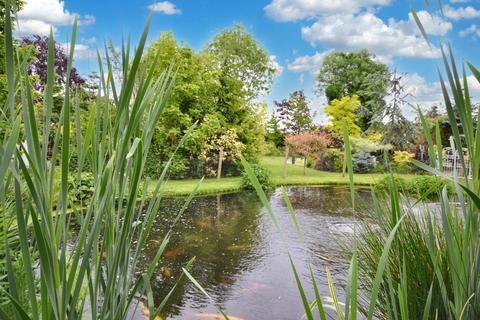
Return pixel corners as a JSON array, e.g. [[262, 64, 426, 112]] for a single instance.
[[265, 113, 284, 147], [285, 131, 330, 174], [275, 90, 314, 134], [324, 95, 362, 137], [206, 24, 276, 102], [142, 31, 268, 177], [317, 49, 390, 131], [19, 35, 85, 91], [285, 132, 329, 158]]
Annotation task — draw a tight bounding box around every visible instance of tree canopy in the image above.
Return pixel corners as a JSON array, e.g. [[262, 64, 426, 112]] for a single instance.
[[381, 72, 416, 149], [20, 36, 85, 91], [317, 49, 390, 131], [206, 24, 276, 102], [142, 29, 271, 177], [324, 95, 362, 137], [275, 90, 314, 134]]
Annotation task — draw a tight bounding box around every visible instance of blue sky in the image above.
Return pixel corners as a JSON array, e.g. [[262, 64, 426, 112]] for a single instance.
[[14, 0, 480, 121]]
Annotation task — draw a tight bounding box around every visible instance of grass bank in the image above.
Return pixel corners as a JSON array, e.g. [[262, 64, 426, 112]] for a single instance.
[[152, 156, 417, 196]]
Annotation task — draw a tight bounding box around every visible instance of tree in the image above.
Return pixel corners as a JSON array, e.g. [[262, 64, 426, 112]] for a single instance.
[[285, 131, 330, 174], [142, 31, 268, 177], [206, 24, 276, 102], [381, 72, 417, 150], [325, 95, 362, 137], [265, 113, 284, 147], [200, 127, 245, 178], [19, 35, 85, 91], [317, 49, 390, 131], [275, 90, 314, 134]]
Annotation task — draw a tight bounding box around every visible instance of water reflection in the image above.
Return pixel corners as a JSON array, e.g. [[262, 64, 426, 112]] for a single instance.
[[139, 186, 372, 320]]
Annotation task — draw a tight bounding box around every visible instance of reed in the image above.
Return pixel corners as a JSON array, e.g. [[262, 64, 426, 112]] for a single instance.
[[242, 4, 480, 319], [0, 0, 198, 318]]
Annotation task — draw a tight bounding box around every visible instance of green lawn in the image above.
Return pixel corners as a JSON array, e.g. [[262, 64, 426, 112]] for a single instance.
[[151, 156, 417, 196]]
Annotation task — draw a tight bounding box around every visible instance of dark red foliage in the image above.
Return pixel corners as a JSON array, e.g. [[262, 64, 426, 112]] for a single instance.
[[20, 35, 85, 91], [316, 127, 343, 148]]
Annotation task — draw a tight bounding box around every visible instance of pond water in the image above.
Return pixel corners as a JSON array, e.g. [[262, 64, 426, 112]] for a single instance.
[[137, 186, 372, 320]]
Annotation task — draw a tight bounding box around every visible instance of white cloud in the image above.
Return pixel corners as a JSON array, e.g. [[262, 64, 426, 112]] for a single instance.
[[402, 73, 442, 107], [301, 12, 441, 61], [287, 50, 332, 74], [459, 24, 480, 37], [444, 5, 480, 20], [467, 75, 480, 97], [264, 0, 391, 22], [60, 43, 96, 60], [298, 73, 304, 85], [80, 15, 96, 26], [16, 0, 94, 36], [269, 55, 284, 76], [389, 10, 452, 36], [148, 1, 181, 15], [83, 36, 97, 44], [15, 19, 54, 36], [18, 0, 75, 25], [394, 73, 480, 118]]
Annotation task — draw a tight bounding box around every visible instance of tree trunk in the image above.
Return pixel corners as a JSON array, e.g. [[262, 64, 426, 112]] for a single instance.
[[217, 147, 224, 179], [342, 145, 346, 178], [283, 145, 289, 179], [303, 157, 306, 175]]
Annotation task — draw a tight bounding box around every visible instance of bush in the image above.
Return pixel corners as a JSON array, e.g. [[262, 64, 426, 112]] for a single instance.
[[241, 164, 273, 192], [392, 150, 415, 173], [68, 172, 95, 205], [407, 175, 454, 198], [375, 175, 454, 199], [262, 141, 283, 156], [352, 151, 376, 173], [305, 155, 317, 168], [316, 148, 343, 172]]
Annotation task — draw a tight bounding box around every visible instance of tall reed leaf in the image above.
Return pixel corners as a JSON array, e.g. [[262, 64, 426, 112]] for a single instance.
[[0, 4, 201, 318]]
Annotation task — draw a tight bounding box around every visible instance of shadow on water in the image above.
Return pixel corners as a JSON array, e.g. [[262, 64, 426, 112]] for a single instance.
[[137, 186, 372, 320]]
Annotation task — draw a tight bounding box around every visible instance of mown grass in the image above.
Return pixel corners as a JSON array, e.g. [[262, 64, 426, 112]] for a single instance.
[[151, 156, 418, 196]]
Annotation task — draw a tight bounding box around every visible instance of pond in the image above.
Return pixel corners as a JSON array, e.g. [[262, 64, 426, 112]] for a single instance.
[[137, 186, 373, 320]]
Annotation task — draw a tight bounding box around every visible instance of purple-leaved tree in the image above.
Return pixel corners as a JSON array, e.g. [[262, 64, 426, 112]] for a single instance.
[[20, 35, 85, 91]]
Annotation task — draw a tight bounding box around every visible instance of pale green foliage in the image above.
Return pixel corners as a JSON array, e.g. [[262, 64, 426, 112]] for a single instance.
[[317, 49, 390, 131], [350, 137, 392, 153], [206, 24, 276, 102], [325, 95, 362, 137], [200, 127, 245, 159]]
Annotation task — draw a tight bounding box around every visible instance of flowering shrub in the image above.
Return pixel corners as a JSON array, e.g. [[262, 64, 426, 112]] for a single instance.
[[200, 128, 245, 160]]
